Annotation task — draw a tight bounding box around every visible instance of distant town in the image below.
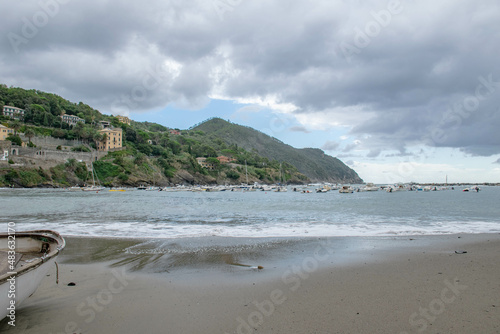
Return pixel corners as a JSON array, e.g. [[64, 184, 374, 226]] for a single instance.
[[1, 105, 258, 177]]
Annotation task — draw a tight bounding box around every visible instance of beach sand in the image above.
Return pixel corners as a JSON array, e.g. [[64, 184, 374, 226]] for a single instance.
[[1, 234, 499, 333]]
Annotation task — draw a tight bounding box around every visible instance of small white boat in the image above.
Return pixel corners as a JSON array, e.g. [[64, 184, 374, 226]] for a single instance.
[[0, 230, 66, 321], [82, 162, 104, 192], [361, 183, 379, 192], [339, 185, 354, 193], [81, 185, 105, 192]]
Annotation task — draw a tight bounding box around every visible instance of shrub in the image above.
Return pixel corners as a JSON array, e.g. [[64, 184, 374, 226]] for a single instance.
[[93, 161, 121, 179], [6, 134, 22, 146], [71, 145, 91, 152], [163, 167, 176, 178], [4, 170, 18, 183], [226, 170, 240, 180]]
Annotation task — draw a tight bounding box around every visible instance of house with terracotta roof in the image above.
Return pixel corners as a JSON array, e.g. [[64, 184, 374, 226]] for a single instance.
[[217, 156, 236, 164]]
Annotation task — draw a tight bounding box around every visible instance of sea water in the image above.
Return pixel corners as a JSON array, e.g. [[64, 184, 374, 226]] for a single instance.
[[1, 186, 499, 239], [2, 186, 499, 275]]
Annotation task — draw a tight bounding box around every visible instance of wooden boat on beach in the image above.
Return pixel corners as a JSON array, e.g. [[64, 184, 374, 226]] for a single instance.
[[0, 230, 66, 321]]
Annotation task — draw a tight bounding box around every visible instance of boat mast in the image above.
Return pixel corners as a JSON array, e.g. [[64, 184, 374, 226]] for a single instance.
[[245, 160, 249, 185], [91, 162, 96, 186], [278, 162, 284, 186]]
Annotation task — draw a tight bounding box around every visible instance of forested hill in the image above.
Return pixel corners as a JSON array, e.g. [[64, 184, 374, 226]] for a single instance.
[[0, 84, 361, 186], [193, 118, 363, 183]]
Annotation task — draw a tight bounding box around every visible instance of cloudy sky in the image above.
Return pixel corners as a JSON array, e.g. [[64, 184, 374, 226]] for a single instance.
[[1, 0, 500, 183]]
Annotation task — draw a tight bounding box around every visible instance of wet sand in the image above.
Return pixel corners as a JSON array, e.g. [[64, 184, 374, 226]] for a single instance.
[[1, 234, 499, 333]]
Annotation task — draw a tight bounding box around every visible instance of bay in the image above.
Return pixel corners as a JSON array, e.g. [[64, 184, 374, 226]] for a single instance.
[[1, 186, 499, 239]]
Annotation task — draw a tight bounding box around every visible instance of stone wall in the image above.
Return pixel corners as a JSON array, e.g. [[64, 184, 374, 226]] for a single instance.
[[15, 147, 107, 162], [2, 137, 124, 169], [20, 135, 84, 149], [6, 146, 108, 169]]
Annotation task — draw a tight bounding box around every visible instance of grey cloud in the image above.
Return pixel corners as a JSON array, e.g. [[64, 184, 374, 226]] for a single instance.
[[367, 149, 381, 158], [342, 143, 358, 153], [0, 0, 499, 157], [321, 141, 339, 151], [289, 126, 310, 133]]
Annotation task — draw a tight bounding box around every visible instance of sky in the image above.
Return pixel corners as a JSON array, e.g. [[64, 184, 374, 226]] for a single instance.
[[1, 0, 500, 183]]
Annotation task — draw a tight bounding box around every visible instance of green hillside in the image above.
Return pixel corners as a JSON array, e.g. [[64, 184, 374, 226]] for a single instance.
[[0, 85, 360, 187], [193, 118, 363, 183]]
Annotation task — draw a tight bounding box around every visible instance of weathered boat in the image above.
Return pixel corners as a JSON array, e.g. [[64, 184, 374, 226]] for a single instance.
[[0, 230, 66, 321]]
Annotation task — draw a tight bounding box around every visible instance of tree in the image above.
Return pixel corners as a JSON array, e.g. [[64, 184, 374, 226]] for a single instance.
[[125, 127, 137, 143], [24, 127, 36, 145], [206, 157, 221, 169], [226, 170, 240, 180], [72, 122, 85, 141], [6, 134, 22, 146], [9, 120, 21, 135], [93, 132, 106, 149]]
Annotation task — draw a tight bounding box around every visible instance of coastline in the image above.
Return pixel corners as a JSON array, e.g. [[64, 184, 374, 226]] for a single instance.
[[1, 233, 499, 333]]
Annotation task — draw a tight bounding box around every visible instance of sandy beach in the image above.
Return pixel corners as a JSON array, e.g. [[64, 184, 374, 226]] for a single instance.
[[1, 234, 499, 334]]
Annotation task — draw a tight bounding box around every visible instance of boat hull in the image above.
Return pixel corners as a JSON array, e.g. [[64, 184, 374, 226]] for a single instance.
[[0, 255, 57, 321], [0, 230, 65, 321]]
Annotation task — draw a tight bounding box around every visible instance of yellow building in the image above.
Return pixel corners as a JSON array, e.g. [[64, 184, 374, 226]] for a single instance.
[[98, 127, 123, 151], [0, 124, 14, 141], [116, 115, 131, 125]]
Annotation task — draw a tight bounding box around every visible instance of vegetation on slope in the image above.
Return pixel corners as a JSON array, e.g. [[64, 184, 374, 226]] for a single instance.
[[0, 85, 359, 187], [193, 118, 363, 183]]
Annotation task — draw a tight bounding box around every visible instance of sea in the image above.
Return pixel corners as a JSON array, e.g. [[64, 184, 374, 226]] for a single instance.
[[1, 186, 499, 239], [1, 186, 500, 275]]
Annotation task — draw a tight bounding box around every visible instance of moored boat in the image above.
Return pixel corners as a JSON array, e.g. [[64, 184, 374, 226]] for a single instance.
[[361, 183, 379, 192], [0, 230, 66, 321], [82, 162, 104, 192], [339, 185, 354, 193]]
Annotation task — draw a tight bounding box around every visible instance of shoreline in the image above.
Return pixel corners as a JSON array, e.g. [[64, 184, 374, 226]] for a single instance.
[[1, 233, 499, 333], [1, 182, 500, 190]]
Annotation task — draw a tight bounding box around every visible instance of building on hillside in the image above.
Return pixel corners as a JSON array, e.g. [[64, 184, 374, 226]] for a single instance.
[[196, 157, 216, 170], [2, 106, 25, 120], [98, 127, 122, 151], [217, 156, 236, 164], [169, 129, 181, 135], [116, 115, 131, 125], [60, 113, 85, 126], [99, 121, 111, 129], [0, 124, 14, 141]]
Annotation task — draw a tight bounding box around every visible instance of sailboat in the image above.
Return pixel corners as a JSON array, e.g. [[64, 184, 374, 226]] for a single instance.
[[274, 162, 288, 192], [82, 162, 105, 192], [241, 160, 256, 191]]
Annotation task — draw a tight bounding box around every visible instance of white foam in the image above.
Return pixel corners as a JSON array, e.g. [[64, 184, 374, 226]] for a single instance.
[[13, 220, 500, 239]]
